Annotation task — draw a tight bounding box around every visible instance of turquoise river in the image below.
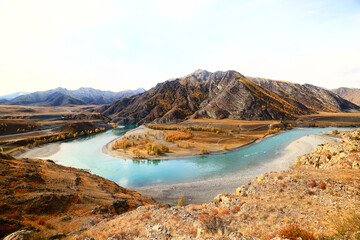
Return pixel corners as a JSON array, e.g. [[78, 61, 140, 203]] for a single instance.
[[41, 126, 343, 188]]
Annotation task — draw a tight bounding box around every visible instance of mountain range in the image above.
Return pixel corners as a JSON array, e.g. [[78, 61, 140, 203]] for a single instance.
[[331, 87, 360, 106], [0, 91, 31, 100], [1, 87, 145, 106], [99, 70, 359, 125]]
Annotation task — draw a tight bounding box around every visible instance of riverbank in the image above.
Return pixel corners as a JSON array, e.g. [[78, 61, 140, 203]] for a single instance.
[[15, 142, 61, 158], [134, 134, 337, 205]]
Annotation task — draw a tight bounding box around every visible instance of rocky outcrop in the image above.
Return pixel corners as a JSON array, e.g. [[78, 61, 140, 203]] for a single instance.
[[295, 129, 360, 169], [3, 230, 32, 240]]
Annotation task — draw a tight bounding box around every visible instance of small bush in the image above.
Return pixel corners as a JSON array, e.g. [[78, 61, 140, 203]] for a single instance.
[[141, 212, 152, 220], [37, 220, 45, 225], [198, 210, 231, 235], [330, 207, 360, 239], [231, 205, 240, 213], [161, 145, 169, 153], [309, 180, 316, 188], [332, 129, 339, 135], [319, 182, 326, 190], [178, 194, 185, 207], [276, 225, 316, 240]]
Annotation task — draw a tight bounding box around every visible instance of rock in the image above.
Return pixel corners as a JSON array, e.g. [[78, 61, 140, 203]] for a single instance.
[[112, 198, 130, 215], [92, 205, 109, 214], [236, 186, 248, 197], [145, 223, 171, 239], [352, 161, 360, 169], [3, 230, 32, 240], [228, 232, 249, 240], [49, 233, 67, 239], [214, 194, 231, 206], [61, 216, 72, 221], [25, 173, 45, 183], [75, 176, 81, 186]]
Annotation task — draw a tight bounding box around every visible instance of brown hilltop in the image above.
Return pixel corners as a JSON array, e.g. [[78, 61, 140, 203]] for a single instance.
[[332, 87, 360, 106], [100, 70, 359, 125]]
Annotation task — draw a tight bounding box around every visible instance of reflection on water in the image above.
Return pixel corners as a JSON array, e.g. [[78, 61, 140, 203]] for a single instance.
[[44, 126, 346, 188], [133, 159, 161, 166]]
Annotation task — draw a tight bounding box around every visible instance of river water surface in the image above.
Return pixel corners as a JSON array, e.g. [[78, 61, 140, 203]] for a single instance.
[[41, 126, 341, 188]]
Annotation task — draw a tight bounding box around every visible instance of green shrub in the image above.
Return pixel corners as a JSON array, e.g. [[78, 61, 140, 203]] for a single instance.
[[177, 194, 185, 207]]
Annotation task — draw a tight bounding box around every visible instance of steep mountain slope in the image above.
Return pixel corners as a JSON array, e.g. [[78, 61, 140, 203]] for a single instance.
[[100, 70, 212, 124], [192, 71, 311, 120], [249, 77, 359, 112], [100, 70, 315, 124], [332, 87, 360, 106], [6, 87, 145, 106]]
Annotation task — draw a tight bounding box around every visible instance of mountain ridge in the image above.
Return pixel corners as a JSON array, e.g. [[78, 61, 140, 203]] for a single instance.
[[5, 87, 145, 106], [100, 70, 359, 125], [248, 77, 359, 112]]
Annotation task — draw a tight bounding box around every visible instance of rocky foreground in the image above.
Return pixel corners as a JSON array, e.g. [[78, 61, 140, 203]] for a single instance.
[[1, 129, 359, 240], [71, 129, 360, 240]]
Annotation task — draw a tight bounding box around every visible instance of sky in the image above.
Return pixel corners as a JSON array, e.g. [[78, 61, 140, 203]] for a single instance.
[[0, 0, 359, 95]]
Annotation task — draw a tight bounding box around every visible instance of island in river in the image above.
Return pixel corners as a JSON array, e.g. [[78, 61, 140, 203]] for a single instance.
[[104, 119, 287, 160]]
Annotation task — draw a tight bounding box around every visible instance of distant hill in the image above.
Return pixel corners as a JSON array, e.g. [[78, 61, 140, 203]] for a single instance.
[[248, 77, 359, 112], [0, 91, 31, 100], [331, 87, 360, 106], [99, 70, 358, 125], [0, 91, 31, 104], [5, 87, 145, 106], [0, 99, 8, 104]]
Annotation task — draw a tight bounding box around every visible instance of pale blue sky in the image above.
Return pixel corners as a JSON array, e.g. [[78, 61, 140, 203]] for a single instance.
[[0, 0, 359, 95]]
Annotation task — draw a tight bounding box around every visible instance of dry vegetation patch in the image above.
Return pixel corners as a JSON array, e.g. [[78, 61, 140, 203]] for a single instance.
[[110, 119, 286, 159]]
